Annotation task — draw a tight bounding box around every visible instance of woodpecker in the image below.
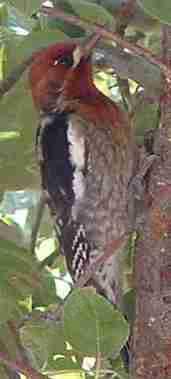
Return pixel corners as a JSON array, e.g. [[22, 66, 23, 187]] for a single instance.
[[29, 40, 136, 306]]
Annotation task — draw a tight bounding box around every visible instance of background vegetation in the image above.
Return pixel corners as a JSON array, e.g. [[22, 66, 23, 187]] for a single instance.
[[0, 0, 170, 378]]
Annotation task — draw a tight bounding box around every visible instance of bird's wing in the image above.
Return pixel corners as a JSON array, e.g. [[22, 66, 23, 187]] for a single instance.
[[36, 110, 133, 288]]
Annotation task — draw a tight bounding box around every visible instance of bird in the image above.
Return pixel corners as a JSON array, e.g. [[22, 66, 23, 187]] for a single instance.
[[29, 38, 137, 307]]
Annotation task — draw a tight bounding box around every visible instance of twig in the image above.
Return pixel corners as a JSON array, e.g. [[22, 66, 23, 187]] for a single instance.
[[75, 32, 102, 60], [42, 6, 171, 79], [95, 316, 102, 379], [95, 351, 102, 379], [0, 8, 162, 100], [0, 351, 46, 379]]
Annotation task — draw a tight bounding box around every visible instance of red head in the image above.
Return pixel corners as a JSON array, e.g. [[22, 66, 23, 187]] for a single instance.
[[29, 40, 128, 131], [29, 41, 97, 112]]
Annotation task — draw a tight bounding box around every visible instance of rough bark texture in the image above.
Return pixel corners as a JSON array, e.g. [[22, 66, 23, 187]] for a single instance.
[[131, 25, 171, 379]]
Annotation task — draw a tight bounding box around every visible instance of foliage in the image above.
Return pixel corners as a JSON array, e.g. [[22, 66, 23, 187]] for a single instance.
[[0, 0, 168, 378]]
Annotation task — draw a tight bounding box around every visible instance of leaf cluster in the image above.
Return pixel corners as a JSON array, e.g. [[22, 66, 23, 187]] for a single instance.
[[0, 0, 170, 377]]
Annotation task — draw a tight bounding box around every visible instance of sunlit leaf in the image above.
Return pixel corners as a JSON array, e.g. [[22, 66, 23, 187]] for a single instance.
[[48, 371, 85, 379], [68, 0, 114, 28], [64, 288, 129, 356], [9, 0, 41, 17], [20, 320, 66, 370], [139, 0, 171, 25], [0, 131, 20, 141], [0, 239, 56, 323], [15, 29, 69, 63]]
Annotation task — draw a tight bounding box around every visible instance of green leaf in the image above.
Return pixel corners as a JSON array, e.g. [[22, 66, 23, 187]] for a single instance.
[[20, 320, 66, 370], [0, 3, 8, 26], [50, 371, 85, 379], [52, 0, 85, 37], [64, 288, 129, 357], [139, 0, 171, 25], [33, 271, 57, 307], [0, 73, 38, 190], [0, 239, 56, 323], [49, 357, 81, 372], [7, 4, 35, 33], [9, 0, 41, 17], [0, 131, 20, 141], [15, 29, 69, 63], [93, 0, 124, 13], [111, 355, 129, 379], [68, 0, 114, 28], [0, 28, 70, 191]]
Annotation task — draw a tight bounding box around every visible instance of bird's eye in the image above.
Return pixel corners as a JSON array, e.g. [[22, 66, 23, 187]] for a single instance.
[[53, 55, 73, 67]]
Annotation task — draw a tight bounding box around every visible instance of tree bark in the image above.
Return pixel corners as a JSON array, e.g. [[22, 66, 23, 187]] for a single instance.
[[131, 25, 171, 379]]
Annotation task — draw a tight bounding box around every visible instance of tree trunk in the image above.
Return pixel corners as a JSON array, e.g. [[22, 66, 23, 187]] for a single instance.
[[131, 25, 171, 379]]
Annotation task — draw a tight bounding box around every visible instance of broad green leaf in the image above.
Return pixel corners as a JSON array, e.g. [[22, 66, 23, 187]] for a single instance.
[[20, 320, 66, 370], [44, 0, 85, 38], [0, 73, 38, 190], [139, 0, 171, 25], [64, 288, 129, 356], [0, 28, 69, 191], [33, 271, 57, 307], [0, 217, 25, 249], [7, 4, 35, 33], [0, 239, 56, 323], [0, 3, 8, 26], [5, 29, 69, 73], [15, 29, 69, 63], [68, 0, 114, 29], [91, 0, 124, 13], [9, 0, 41, 17]]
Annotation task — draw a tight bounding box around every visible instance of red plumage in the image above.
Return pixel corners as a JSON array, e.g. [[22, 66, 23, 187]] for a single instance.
[[29, 40, 136, 305]]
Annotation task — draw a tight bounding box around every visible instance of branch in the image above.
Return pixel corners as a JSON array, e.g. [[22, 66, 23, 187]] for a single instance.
[[0, 351, 46, 379], [94, 45, 162, 100], [0, 8, 162, 101], [42, 6, 171, 79]]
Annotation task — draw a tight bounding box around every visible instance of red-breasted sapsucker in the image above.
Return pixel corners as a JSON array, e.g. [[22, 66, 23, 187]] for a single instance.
[[29, 40, 136, 306]]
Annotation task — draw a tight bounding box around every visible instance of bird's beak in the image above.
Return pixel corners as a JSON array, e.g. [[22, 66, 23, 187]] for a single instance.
[[72, 33, 101, 68]]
